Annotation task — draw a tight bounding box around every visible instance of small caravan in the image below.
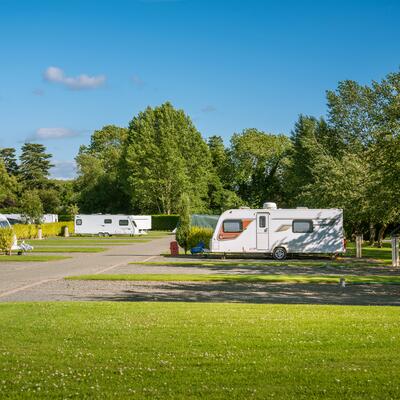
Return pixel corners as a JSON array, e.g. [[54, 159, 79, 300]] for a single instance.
[[74, 215, 141, 236], [210, 203, 345, 260]]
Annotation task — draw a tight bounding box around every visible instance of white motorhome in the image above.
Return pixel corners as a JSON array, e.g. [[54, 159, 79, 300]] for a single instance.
[[130, 215, 152, 233], [210, 203, 345, 260], [74, 215, 141, 236]]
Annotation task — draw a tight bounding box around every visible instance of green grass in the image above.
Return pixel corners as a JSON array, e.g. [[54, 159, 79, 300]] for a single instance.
[[65, 273, 400, 285], [346, 242, 392, 262], [32, 247, 107, 253], [0, 255, 70, 262], [0, 302, 399, 399], [27, 238, 150, 246]]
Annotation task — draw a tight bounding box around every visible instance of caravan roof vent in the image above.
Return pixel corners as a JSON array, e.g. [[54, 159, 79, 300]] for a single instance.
[[239, 206, 250, 209], [263, 202, 277, 210]]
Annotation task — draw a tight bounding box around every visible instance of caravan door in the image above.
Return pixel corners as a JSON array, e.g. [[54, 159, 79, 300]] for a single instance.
[[256, 213, 269, 251]]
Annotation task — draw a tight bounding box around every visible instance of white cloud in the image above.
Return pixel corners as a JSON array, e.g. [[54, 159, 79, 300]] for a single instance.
[[50, 160, 77, 180], [201, 105, 217, 113], [29, 127, 80, 141], [44, 66, 106, 90], [131, 74, 145, 88]]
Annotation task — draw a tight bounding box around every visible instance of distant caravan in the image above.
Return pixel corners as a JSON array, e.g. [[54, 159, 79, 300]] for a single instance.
[[74, 214, 150, 236], [209, 203, 345, 260]]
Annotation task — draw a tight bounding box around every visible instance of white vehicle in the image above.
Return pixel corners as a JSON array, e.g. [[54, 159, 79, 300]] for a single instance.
[[74, 214, 141, 236], [210, 202, 345, 260], [130, 215, 152, 233], [4, 213, 58, 224]]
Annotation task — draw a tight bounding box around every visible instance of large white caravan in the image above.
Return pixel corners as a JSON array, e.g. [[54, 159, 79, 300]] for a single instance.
[[210, 203, 345, 260], [130, 215, 152, 233], [74, 214, 141, 236]]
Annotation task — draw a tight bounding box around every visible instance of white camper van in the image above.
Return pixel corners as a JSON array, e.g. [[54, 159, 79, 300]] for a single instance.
[[130, 215, 152, 233], [74, 215, 141, 236], [210, 203, 345, 260]]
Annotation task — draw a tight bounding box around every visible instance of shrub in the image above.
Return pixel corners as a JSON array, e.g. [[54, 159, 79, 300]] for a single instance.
[[176, 194, 191, 253], [0, 228, 14, 255], [187, 227, 214, 250], [151, 215, 179, 231], [13, 222, 75, 239]]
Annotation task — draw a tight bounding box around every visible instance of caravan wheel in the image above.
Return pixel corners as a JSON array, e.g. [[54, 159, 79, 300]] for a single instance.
[[273, 247, 287, 261]]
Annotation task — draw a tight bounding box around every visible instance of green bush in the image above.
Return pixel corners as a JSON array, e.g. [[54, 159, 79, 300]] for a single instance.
[[58, 215, 74, 222], [151, 215, 179, 231], [0, 228, 14, 255], [13, 222, 75, 239], [187, 227, 214, 250]]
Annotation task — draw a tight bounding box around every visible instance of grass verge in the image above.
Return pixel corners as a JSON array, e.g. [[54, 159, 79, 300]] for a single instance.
[[32, 247, 107, 253], [0, 255, 71, 262], [65, 273, 400, 284], [0, 302, 398, 399]]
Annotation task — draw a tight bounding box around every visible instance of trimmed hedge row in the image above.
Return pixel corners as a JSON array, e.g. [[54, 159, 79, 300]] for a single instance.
[[13, 221, 75, 239], [187, 227, 214, 250], [151, 215, 179, 231]]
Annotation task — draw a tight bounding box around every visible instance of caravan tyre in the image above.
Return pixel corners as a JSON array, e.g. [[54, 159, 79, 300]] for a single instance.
[[273, 247, 287, 261]]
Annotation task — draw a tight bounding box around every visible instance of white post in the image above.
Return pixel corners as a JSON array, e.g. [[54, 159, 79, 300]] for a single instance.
[[392, 236, 399, 268], [64, 226, 69, 238], [355, 234, 363, 258], [38, 227, 43, 240]]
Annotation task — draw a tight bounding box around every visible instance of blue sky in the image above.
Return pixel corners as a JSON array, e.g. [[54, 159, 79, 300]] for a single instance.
[[0, 0, 399, 179]]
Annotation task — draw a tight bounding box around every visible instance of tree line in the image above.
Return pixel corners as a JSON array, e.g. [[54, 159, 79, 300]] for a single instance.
[[1, 70, 399, 242]]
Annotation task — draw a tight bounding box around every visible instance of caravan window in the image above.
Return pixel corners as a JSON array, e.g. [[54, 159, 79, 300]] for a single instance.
[[76, 219, 82, 226], [223, 220, 243, 233], [0, 220, 9, 228], [104, 219, 112, 224], [119, 219, 129, 226], [259, 216, 266, 228], [292, 220, 313, 233]]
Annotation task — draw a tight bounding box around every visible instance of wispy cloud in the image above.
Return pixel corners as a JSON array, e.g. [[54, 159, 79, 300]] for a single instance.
[[32, 88, 45, 96], [131, 74, 146, 88], [28, 127, 80, 141], [43, 66, 106, 90], [50, 160, 77, 180], [201, 105, 217, 113]]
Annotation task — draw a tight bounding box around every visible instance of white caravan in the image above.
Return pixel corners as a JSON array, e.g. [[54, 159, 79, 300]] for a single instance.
[[130, 215, 152, 233], [210, 203, 345, 260], [4, 214, 58, 224], [74, 215, 141, 236]]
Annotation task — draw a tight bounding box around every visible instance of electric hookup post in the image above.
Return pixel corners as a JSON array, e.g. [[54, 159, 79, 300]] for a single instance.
[[392, 235, 399, 268], [355, 235, 363, 258]]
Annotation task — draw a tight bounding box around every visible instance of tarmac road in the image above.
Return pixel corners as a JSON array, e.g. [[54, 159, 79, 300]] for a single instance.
[[0, 235, 171, 301]]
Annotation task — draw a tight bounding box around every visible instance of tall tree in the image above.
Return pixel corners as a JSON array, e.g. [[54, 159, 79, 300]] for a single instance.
[[75, 125, 129, 213], [19, 143, 53, 189], [122, 102, 215, 214], [230, 129, 291, 208], [0, 148, 19, 176], [0, 161, 18, 208]]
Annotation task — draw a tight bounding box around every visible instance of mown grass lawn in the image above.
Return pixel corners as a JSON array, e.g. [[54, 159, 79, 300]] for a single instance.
[[0, 302, 398, 399], [27, 238, 150, 246], [31, 247, 107, 253], [0, 255, 70, 262], [66, 273, 400, 285]]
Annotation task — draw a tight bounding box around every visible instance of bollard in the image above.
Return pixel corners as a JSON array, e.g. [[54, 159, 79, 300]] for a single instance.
[[64, 226, 70, 238], [392, 236, 399, 268], [339, 277, 346, 288], [38, 227, 43, 240], [355, 234, 363, 258]]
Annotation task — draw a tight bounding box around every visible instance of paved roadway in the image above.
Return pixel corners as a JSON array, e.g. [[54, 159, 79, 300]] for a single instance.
[[0, 236, 171, 301]]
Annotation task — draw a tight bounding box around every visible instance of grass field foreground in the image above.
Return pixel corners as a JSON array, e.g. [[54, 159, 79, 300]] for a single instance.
[[0, 255, 71, 262], [31, 247, 107, 253], [0, 302, 398, 399], [65, 273, 400, 285]]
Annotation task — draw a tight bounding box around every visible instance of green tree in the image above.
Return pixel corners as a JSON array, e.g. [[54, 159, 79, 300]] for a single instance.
[[0, 161, 18, 208], [75, 125, 129, 213], [122, 102, 214, 214], [230, 129, 292, 207], [0, 148, 19, 176], [20, 190, 44, 224], [175, 193, 191, 253], [19, 143, 53, 189], [39, 188, 61, 213]]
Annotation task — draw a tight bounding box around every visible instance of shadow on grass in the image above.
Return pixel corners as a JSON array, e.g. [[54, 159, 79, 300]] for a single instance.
[[82, 281, 400, 306]]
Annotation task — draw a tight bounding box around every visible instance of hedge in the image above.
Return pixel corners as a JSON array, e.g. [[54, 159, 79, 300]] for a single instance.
[[13, 222, 75, 239], [151, 215, 179, 231], [187, 227, 214, 250], [0, 228, 14, 254]]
